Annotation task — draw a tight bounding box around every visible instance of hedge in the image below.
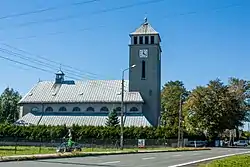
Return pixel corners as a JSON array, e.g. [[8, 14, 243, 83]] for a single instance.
[[0, 124, 205, 141]]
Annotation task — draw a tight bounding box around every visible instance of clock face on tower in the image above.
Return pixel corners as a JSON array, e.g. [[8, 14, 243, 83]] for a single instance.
[[139, 49, 148, 58]]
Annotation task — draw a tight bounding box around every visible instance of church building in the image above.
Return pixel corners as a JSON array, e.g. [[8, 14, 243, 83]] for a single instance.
[[16, 18, 162, 127]]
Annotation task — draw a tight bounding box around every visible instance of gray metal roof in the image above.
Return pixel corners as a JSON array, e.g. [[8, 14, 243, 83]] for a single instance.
[[15, 112, 152, 127], [130, 18, 159, 35], [19, 80, 144, 104]]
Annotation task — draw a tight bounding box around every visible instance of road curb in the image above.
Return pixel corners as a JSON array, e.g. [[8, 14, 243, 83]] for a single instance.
[[0, 148, 211, 162]]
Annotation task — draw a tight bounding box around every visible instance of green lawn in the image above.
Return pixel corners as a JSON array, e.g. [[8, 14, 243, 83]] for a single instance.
[[200, 154, 250, 167], [0, 146, 55, 156]]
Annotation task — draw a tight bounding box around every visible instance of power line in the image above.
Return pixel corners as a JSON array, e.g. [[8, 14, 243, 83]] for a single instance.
[[0, 3, 243, 42], [0, 2, 242, 82], [163, 3, 242, 19], [0, 25, 105, 41], [0, 51, 81, 80], [0, 0, 166, 31], [0, 47, 98, 80], [0, 3, 242, 79], [0, 50, 126, 91], [0, 0, 100, 20], [0, 44, 126, 90], [0, 53, 118, 84], [5, 61, 31, 71], [0, 46, 101, 79], [1, 43, 106, 79], [0, 54, 54, 76], [0, 43, 135, 93]]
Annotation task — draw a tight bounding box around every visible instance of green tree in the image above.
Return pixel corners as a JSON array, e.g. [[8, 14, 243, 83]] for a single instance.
[[228, 77, 250, 100], [0, 87, 22, 124], [184, 79, 248, 140], [227, 77, 250, 140], [106, 109, 120, 127], [160, 80, 189, 135]]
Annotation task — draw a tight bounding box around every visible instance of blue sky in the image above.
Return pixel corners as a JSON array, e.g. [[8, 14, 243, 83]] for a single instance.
[[0, 0, 249, 95]]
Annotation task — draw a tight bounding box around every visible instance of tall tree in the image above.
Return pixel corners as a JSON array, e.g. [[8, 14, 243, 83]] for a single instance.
[[184, 79, 248, 140], [227, 77, 250, 140], [228, 77, 250, 98], [106, 109, 120, 127], [0, 87, 22, 123], [183, 86, 208, 136], [160, 80, 189, 134]]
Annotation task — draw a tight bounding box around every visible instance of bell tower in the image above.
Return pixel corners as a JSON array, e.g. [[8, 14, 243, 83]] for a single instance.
[[129, 18, 162, 126]]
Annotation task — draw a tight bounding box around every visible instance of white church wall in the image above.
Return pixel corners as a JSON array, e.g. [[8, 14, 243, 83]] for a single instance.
[[20, 103, 143, 117]]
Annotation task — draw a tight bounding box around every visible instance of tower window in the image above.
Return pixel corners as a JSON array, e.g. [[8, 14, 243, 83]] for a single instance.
[[133, 36, 137, 44], [141, 60, 146, 79], [145, 36, 149, 44], [151, 36, 155, 44], [139, 36, 143, 44]]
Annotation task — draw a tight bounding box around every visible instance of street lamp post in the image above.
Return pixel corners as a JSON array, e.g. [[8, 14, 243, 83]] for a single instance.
[[177, 93, 183, 147], [120, 64, 136, 150]]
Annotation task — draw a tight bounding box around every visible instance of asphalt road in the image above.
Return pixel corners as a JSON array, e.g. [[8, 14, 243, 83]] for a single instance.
[[2, 148, 250, 167]]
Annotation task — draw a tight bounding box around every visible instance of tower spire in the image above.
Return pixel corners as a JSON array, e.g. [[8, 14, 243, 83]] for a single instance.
[[130, 16, 158, 36]]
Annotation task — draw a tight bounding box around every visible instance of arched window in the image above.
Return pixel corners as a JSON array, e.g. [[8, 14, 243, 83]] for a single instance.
[[86, 107, 94, 112], [31, 107, 39, 112], [130, 107, 139, 112], [114, 107, 121, 112], [45, 107, 53, 112], [100, 106, 109, 112], [73, 107, 81, 112], [59, 107, 67, 112]]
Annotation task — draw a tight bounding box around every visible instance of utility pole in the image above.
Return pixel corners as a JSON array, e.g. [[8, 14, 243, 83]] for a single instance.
[[180, 96, 184, 147], [120, 65, 136, 150], [177, 93, 183, 147], [37, 104, 44, 126], [120, 74, 124, 150]]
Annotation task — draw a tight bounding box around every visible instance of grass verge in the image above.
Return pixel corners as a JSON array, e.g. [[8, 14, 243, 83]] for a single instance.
[[0, 146, 210, 156], [199, 154, 250, 167], [0, 146, 210, 161], [0, 146, 55, 156]]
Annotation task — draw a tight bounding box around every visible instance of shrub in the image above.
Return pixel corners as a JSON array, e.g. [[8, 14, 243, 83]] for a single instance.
[[0, 124, 204, 141]]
